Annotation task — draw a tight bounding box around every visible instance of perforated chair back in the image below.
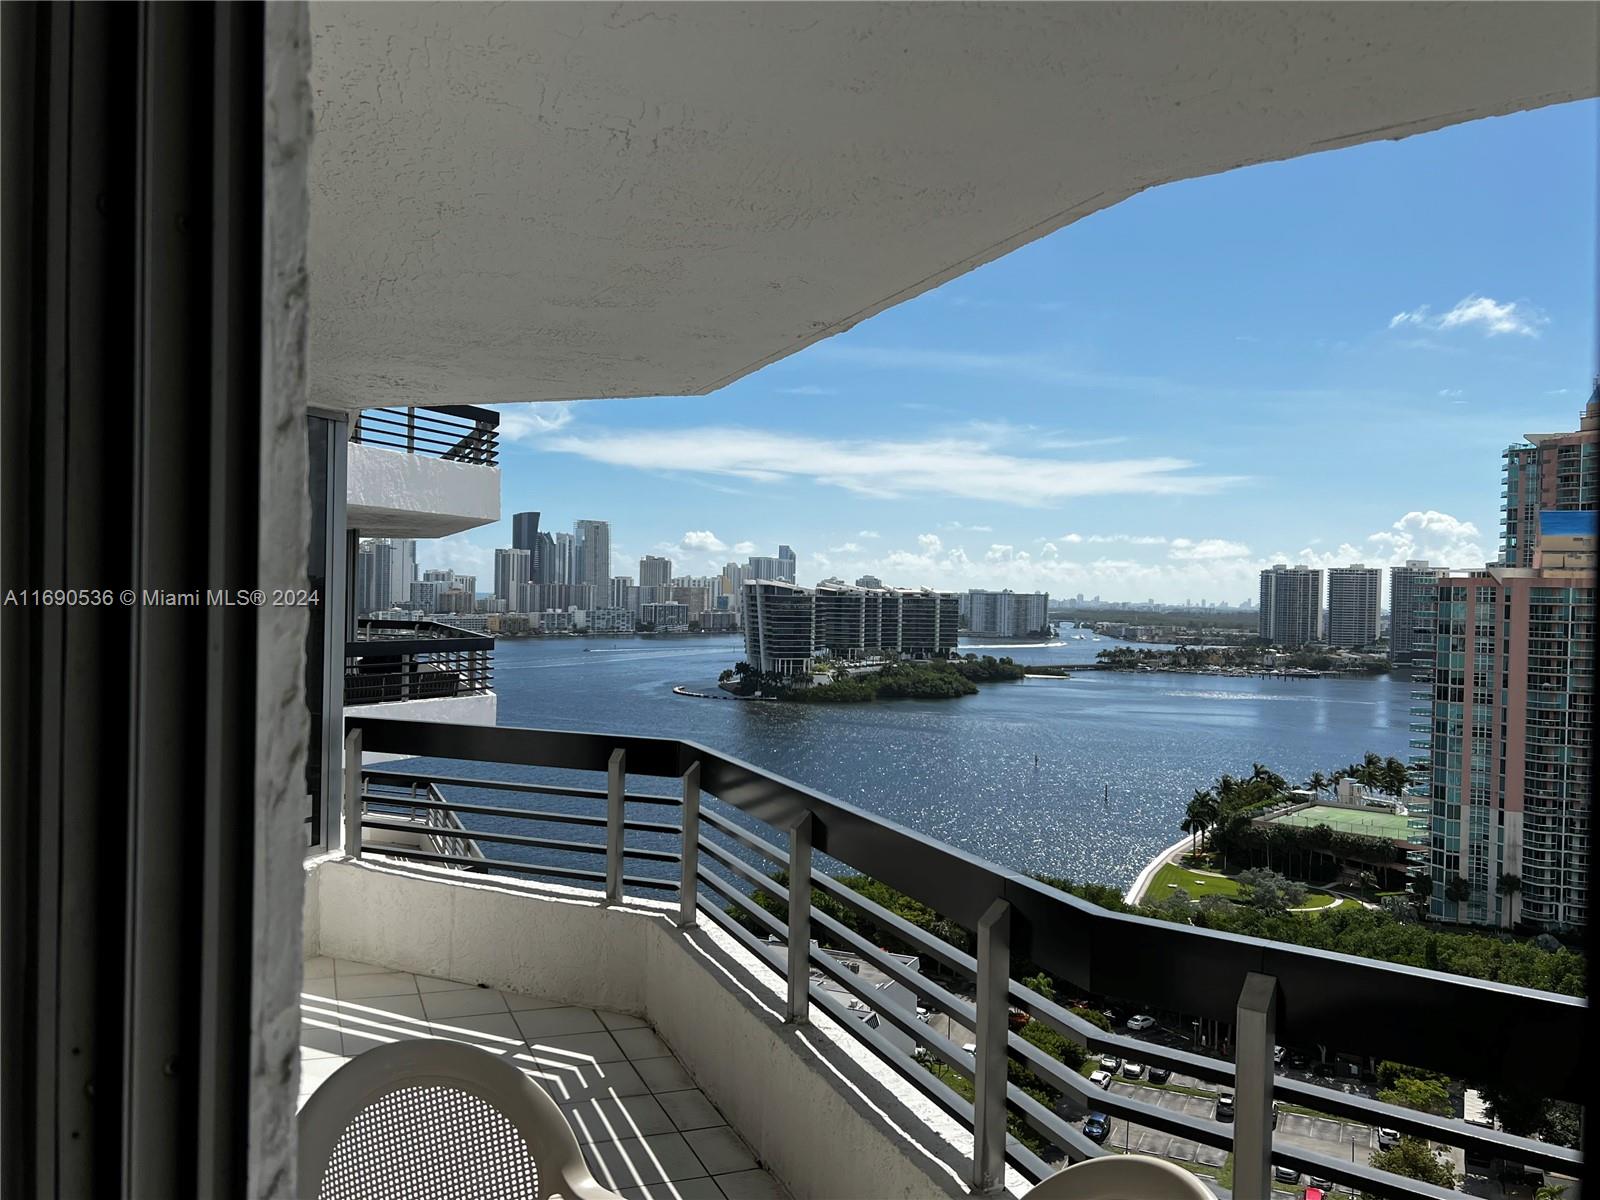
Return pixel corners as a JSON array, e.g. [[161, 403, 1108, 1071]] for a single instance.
[[1026, 1154, 1216, 1200], [298, 1038, 623, 1200]]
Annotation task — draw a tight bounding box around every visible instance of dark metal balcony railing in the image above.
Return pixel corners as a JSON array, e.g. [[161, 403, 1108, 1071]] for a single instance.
[[350, 403, 500, 466], [344, 619, 493, 706], [341, 717, 1585, 1200]]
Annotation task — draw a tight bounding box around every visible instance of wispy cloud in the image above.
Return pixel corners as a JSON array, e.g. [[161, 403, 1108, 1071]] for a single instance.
[[1388, 295, 1546, 338], [679, 530, 727, 553], [1168, 538, 1251, 561], [490, 402, 579, 441], [539, 426, 1241, 506], [1060, 533, 1169, 546], [1437, 388, 1463, 398], [776, 385, 837, 396]]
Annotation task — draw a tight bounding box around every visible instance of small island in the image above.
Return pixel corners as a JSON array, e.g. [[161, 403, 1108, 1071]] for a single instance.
[[719, 653, 1043, 703]]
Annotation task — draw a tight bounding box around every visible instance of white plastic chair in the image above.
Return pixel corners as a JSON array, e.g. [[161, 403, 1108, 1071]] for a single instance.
[[298, 1038, 624, 1200], [1026, 1154, 1217, 1199]]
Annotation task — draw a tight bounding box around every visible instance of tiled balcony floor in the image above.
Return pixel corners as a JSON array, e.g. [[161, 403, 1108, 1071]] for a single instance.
[[300, 956, 791, 1200]]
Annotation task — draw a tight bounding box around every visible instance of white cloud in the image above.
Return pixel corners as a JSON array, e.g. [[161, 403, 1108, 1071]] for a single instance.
[[680, 530, 728, 553], [1388, 295, 1546, 338], [417, 534, 494, 579], [777, 385, 837, 396], [858, 530, 881, 539], [732, 541, 756, 555], [1060, 533, 1169, 546], [540, 425, 1238, 506], [490, 402, 579, 441], [1364, 510, 1486, 566], [830, 542, 863, 554], [917, 533, 943, 553], [939, 521, 993, 532], [1438, 388, 1462, 398], [1168, 538, 1251, 561]]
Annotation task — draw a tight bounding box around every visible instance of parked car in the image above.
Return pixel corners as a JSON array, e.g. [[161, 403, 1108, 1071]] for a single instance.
[[1126, 1014, 1156, 1032], [961, 1042, 977, 1060], [1147, 1065, 1171, 1084], [1302, 1190, 1325, 1200], [1377, 1127, 1400, 1151], [1308, 1177, 1335, 1192], [1089, 1070, 1113, 1089], [1274, 1164, 1301, 1184], [1273, 1044, 1287, 1067], [1215, 1092, 1235, 1121], [1098, 1054, 1121, 1072], [1082, 1112, 1111, 1144], [1121, 1061, 1144, 1080]]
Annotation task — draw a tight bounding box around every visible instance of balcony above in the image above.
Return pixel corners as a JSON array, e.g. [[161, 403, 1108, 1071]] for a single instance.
[[347, 406, 500, 538], [344, 619, 497, 735]]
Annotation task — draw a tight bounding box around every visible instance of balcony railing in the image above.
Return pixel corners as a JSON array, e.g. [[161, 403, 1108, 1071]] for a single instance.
[[344, 619, 493, 705], [350, 403, 500, 466], [341, 716, 1585, 1199]]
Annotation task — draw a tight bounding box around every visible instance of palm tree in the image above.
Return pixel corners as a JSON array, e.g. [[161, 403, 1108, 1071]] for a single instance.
[[1381, 757, 1409, 798], [1444, 876, 1472, 905], [1180, 813, 1201, 854], [1186, 788, 1218, 850], [1250, 762, 1287, 792], [1305, 771, 1328, 799]]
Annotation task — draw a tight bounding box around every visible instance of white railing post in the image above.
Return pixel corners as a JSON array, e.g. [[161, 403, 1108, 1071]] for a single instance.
[[605, 748, 625, 904], [972, 898, 1010, 1193], [677, 761, 700, 928], [1234, 971, 1279, 1200], [343, 726, 363, 858], [785, 813, 813, 1023]]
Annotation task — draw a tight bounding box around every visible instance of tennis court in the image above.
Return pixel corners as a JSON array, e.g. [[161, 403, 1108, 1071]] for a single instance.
[[1269, 804, 1415, 841]]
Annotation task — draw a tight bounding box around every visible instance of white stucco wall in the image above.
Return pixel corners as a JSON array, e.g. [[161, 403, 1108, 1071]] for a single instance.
[[309, 858, 1027, 1198], [345, 441, 499, 538], [347, 694, 498, 764]]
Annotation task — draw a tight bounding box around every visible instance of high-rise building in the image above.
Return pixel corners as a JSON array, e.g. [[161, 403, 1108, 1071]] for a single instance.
[[1500, 386, 1598, 568], [1389, 561, 1446, 665], [1325, 564, 1381, 649], [855, 574, 883, 589], [966, 590, 1049, 638], [1425, 510, 1595, 931], [552, 532, 576, 584], [494, 548, 531, 605], [511, 512, 541, 553], [742, 581, 816, 675], [609, 575, 636, 610], [574, 520, 611, 588], [1257, 565, 1322, 648], [745, 581, 959, 675], [745, 555, 786, 582], [641, 601, 691, 631], [639, 555, 673, 588], [778, 544, 797, 583]]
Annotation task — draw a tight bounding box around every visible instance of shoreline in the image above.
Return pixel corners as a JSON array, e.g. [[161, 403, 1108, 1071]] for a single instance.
[[1124, 834, 1195, 906]]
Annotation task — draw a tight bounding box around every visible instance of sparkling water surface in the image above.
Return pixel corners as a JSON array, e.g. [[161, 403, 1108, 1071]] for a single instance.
[[414, 630, 1412, 889]]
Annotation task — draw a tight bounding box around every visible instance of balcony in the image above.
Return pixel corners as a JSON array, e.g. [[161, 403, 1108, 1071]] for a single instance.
[[344, 619, 496, 730], [304, 716, 1587, 1200], [346, 404, 501, 538]]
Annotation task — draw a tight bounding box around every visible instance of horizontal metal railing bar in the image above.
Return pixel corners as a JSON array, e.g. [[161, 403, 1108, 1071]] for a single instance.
[[359, 790, 681, 836], [352, 416, 496, 443], [360, 843, 677, 892], [347, 636, 494, 655], [694, 829, 985, 1032], [1011, 986, 1234, 1086], [358, 816, 681, 865], [1005, 1084, 1102, 1166], [700, 808, 985, 982], [344, 718, 1588, 1102], [694, 862, 789, 941], [362, 768, 680, 807], [360, 403, 501, 429], [1268, 1144, 1463, 1200]]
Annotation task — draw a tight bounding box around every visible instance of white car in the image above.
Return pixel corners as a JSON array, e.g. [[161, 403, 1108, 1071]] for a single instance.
[[1126, 1014, 1157, 1032], [1121, 1061, 1144, 1080], [1089, 1070, 1113, 1089], [1098, 1054, 1121, 1072]]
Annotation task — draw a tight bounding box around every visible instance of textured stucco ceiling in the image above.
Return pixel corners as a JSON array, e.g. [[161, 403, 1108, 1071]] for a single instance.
[[307, 2, 1599, 412]]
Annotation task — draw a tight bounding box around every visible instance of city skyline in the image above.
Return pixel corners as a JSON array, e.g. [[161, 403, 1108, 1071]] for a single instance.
[[421, 98, 1592, 604]]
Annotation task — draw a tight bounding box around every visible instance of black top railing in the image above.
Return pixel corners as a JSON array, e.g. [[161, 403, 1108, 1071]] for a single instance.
[[340, 716, 1586, 1198], [350, 404, 500, 466], [344, 620, 493, 706]]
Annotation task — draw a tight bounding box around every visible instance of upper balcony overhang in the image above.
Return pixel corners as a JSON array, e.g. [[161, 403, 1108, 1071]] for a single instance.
[[306, 2, 1598, 411], [346, 443, 500, 537]]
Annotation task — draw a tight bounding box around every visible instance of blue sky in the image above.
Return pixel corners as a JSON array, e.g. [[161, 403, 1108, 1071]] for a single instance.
[[435, 99, 1597, 605]]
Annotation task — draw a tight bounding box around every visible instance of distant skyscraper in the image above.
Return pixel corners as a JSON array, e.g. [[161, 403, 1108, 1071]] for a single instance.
[[966, 590, 1049, 638], [639, 555, 673, 588], [531, 531, 558, 583], [494, 548, 531, 605], [574, 520, 610, 588], [511, 512, 541, 551], [855, 574, 883, 589], [1325, 564, 1381, 648], [1258, 565, 1321, 648], [1389, 560, 1445, 665], [745, 555, 785, 582], [552, 532, 576, 584], [778, 544, 797, 583], [1500, 386, 1598, 567]]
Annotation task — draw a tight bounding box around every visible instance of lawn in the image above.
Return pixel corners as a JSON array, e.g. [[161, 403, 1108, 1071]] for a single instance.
[[1150, 863, 1243, 900]]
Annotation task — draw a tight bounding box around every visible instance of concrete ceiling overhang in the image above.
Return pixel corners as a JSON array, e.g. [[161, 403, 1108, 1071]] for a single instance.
[[307, 2, 1599, 412]]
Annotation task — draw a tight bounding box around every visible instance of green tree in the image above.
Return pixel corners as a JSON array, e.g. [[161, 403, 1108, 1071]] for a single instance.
[[1305, 771, 1328, 798], [1377, 1075, 1452, 1117], [1236, 868, 1306, 912], [1444, 876, 1473, 905], [1366, 1138, 1458, 1194]]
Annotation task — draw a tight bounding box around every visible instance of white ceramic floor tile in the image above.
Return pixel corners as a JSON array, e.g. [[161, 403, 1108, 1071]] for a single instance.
[[299, 1021, 344, 1057], [302, 955, 335, 979], [334, 972, 418, 1000], [611, 1027, 671, 1061], [300, 977, 337, 999], [597, 1008, 650, 1032], [684, 1127, 756, 1176], [501, 989, 565, 1012], [711, 1169, 790, 1200], [336, 993, 427, 1022], [618, 1178, 726, 1200], [332, 959, 388, 976], [584, 1132, 708, 1189], [414, 973, 477, 993], [527, 1030, 627, 1065], [512, 1005, 606, 1039], [562, 1094, 676, 1145], [519, 1057, 650, 1103], [634, 1056, 695, 1094], [427, 1011, 526, 1045], [656, 1089, 725, 1133], [419, 986, 508, 1020]]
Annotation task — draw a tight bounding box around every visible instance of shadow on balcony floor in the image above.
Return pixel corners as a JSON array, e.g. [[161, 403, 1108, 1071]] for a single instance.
[[300, 955, 791, 1200]]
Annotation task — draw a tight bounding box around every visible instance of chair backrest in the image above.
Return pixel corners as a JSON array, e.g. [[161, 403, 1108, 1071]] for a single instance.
[[298, 1038, 623, 1200], [1026, 1154, 1216, 1200]]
